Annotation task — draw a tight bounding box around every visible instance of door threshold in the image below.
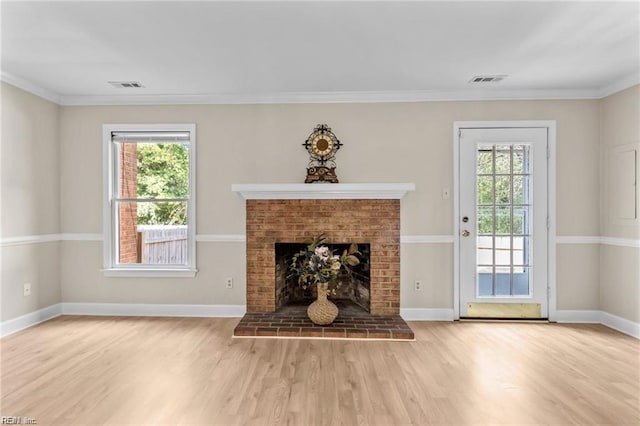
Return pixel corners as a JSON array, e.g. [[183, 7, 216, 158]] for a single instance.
[[459, 317, 549, 323]]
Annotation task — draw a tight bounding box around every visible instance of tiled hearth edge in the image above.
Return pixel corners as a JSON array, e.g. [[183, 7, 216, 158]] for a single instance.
[[3, 303, 639, 339]]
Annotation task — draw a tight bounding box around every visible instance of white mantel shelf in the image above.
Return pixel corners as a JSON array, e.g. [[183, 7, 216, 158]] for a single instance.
[[231, 183, 415, 200]]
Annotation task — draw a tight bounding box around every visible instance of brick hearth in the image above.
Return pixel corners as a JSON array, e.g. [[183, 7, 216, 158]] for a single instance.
[[245, 199, 400, 315], [234, 303, 414, 340]]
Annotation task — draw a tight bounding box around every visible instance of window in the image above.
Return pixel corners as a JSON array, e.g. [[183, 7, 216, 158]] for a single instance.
[[103, 124, 196, 277]]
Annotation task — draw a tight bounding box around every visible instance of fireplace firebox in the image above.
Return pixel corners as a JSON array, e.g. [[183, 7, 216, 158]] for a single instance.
[[275, 242, 371, 312]]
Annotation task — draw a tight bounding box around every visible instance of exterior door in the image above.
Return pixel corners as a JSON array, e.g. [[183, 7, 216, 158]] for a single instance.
[[459, 128, 548, 318]]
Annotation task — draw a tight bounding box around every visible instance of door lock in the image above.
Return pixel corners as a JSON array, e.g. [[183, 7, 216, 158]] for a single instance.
[[462, 216, 469, 223], [462, 230, 470, 237]]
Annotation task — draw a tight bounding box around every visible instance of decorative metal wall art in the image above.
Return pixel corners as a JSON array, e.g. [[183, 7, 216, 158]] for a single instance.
[[302, 124, 343, 183]]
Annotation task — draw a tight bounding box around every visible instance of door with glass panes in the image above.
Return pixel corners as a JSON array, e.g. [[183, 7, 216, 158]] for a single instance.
[[459, 128, 548, 318]]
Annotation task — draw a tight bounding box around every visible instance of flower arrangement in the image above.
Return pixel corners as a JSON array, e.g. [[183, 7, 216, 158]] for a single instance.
[[288, 234, 360, 296]]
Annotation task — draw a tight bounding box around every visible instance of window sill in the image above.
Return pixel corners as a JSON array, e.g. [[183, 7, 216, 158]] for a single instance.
[[102, 268, 198, 278]]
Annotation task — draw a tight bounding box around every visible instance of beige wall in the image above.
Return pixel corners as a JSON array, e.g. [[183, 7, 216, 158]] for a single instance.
[[58, 98, 601, 311], [599, 85, 640, 323], [556, 245, 600, 311], [600, 85, 640, 239], [5, 80, 635, 323], [1, 82, 61, 321], [60, 242, 246, 305], [600, 245, 639, 322]]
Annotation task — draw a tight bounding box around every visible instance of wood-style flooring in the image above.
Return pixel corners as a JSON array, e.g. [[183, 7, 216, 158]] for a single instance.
[[1, 316, 639, 425]]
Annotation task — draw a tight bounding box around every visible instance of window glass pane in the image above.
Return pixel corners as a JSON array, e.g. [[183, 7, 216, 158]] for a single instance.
[[495, 150, 511, 174], [137, 143, 189, 198], [473, 142, 533, 299], [117, 142, 139, 199], [513, 175, 528, 204], [477, 266, 493, 296], [495, 176, 511, 204], [495, 206, 511, 235], [477, 176, 494, 204], [495, 267, 511, 295], [117, 201, 188, 265], [513, 145, 530, 174], [512, 206, 529, 235], [514, 236, 531, 266], [117, 142, 190, 199], [512, 236, 527, 265], [495, 236, 511, 265], [477, 149, 493, 174], [477, 236, 493, 265], [513, 267, 530, 296], [477, 206, 494, 235], [118, 201, 140, 264], [138, 200, 187, 226]]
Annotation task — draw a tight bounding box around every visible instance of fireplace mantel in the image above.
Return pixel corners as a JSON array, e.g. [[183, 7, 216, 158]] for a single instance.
[[231, 183, 415, 200]]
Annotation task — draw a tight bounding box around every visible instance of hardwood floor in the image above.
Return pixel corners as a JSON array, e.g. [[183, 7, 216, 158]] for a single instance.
[[1, 316, 638, 425]]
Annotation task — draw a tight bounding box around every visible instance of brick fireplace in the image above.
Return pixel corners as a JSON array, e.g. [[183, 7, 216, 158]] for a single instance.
[[246, 199, 400, 315], [232, 183, 414, 339]]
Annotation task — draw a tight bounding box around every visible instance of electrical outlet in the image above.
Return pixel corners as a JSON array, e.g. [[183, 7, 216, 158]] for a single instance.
[[23, 282, 32, 296], [225, 277, 233, 289], [414, 280, 422, 291]]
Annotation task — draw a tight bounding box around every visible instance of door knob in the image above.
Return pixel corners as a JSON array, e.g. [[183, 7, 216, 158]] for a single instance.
[[462, 230, 470, 237]]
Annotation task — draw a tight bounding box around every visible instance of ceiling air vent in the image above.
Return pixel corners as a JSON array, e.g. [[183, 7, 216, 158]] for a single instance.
[[108, 81, 145, 88], [469, 75, 507, 83]]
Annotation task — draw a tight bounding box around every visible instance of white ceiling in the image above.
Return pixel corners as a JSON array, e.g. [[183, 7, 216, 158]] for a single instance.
[[1, 1, 639, 105]]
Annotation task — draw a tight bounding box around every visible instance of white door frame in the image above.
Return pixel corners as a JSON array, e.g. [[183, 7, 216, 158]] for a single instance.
[[453, 121, 557, 321]]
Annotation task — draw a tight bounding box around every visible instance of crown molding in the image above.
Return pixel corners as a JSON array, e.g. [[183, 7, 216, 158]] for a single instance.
[[0, 72, 61, 104], [59, 88, 609, 106], [597, 72, 640, 98], [2, 72, 637, 106]]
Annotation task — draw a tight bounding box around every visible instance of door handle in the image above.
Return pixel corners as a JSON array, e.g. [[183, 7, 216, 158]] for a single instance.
[[462, 230, 470, 237]]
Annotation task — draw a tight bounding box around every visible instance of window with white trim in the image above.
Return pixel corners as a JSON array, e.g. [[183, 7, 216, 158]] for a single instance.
[[103, 124, 196, 277]]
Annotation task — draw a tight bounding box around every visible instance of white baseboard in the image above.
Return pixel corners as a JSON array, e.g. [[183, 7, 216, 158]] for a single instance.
[[601, 311, 640, 339], [60, 303, 246, 318], [555, 309, 639, 339], [553, 310, 602, 323], [402, 309, 639, 339], [1, 304, 62, 337], [1, 303, 245, 338], [3, 304, 636, 339], [400, 308, 455, 321]]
